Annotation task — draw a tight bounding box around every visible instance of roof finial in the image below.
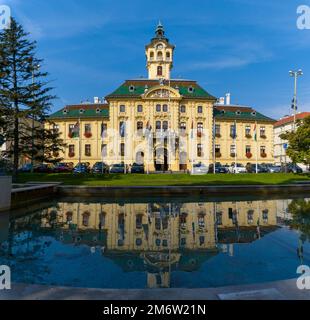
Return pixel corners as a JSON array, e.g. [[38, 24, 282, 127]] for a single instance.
[[155, 20, 164, 38]]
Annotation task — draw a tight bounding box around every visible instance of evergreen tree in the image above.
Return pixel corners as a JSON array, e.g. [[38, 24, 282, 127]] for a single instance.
[[0, 18, 65, 176]]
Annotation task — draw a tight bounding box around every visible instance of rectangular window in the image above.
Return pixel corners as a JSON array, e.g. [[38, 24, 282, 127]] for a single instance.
[[215, 144, 221, 153], [137, 121, 143, 135], [197, 106, 203, 113], [120, 105, 125, 113], [197, 122, 203, 137], [69, 124, 75, 134], [53, 124, 59, 133], [180, 105, 186, 113], [260, 146, 266, 155], [260, 126, 266, 137], [197, 144, 203, 157], [163, 121, 168, 131], [156, 104, 161, 112], [119, 121, 125, 137], [230, 124, 237, 138], [215, 124, 221, 136], [85, 144, 91, 156], [230, 144, 236, 155], [156, 121, 161, 130], [163, 104, 168, 112], [245, 125, 251, 136], [101, 123, 107, 138], [180, 122, 186, 130], [85, 124, 91, 133], [246, 145, 251, 153], [68, 144, 74, 156], [120, 143, 125, 156], [101, 144, 107, 157], [137, 105, 143, 112]]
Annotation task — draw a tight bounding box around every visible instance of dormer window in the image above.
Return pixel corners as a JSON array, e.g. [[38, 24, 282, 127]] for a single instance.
[[96, 108, 101, 114], [251, 111, 257, 116], [221, 110, 225, 114], [129, 85, 135, 92], [188, 86, 194, 93], [79, 109, 84, 114], [235, 110, 241, 115], [63, 109, 68, 114]]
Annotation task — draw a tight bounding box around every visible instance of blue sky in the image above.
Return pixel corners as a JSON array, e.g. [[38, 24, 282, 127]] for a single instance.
[[5, 0, 310, 119]]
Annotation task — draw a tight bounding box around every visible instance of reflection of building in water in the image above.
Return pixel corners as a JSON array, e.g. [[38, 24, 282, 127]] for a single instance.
[[4, 199, 280, 288]]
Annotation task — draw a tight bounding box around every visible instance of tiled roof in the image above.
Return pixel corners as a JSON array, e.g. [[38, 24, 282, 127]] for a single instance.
[[49, 103, 109, 119], [214, 105, 275, 123], [106, 79, 216, 100], [274, 112, 310, 127]]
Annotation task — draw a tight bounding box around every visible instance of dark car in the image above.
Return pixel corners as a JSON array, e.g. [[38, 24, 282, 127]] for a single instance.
[[130, 163, 145, 174], [209, 163, 229, 174], [249, 164, 269, 173], [18, 163, 33, 173], [33, 164, 54, 173], [282, 163, 303, 174], [73, 163, 90, 174], [109, 163, 127, 174], [53, 162, 72, 173], [92, 162, 109, 173]]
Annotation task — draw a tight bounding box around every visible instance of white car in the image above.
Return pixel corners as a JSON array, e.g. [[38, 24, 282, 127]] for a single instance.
[[230, 163, 247, 174], [192, 162, 209, 174]]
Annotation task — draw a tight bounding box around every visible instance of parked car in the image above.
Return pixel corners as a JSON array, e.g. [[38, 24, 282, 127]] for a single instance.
[[192, 162, 209, 174], [249, 164, 269, 173], [73, 163, 90, 174], [130, 163, 145, 174], [229, 163, 247, 174], [266, 164, 282, 173], [109, 163, 127, 173], [18, 163, 33, 173], [53, 162, 72, 173], [208, 163, 229, 174], [33, 164, 54, 173], [281, 163, 303, 174], [92, 162, 109, 173]]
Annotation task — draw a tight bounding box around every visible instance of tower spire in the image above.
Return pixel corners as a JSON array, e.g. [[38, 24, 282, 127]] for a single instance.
[[155, 20, 165, 39]]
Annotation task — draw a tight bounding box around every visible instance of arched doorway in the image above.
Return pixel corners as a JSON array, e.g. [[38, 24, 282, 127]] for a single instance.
[[179, 151, 187, 171], [135, 151, 144, 164], [154, 147, 168, 171]]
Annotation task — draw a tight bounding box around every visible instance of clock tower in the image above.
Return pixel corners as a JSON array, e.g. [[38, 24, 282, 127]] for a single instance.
[[145, 21, 175, 80]]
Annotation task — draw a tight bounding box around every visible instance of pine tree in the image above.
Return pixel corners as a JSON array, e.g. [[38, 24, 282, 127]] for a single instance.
[[0, 18, 65, 176]]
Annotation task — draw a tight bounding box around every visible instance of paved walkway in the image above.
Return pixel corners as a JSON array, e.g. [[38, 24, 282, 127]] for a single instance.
[[1, 278, 310, 300]]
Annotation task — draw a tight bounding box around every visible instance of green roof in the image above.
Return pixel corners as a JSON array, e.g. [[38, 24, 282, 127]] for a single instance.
[[214, 106, 275, 123], [49, 104, 109, 119], [106, 79, 216, 100]]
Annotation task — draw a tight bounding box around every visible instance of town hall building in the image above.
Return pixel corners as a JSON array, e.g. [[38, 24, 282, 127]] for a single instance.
[[48, 22, 275, 172]]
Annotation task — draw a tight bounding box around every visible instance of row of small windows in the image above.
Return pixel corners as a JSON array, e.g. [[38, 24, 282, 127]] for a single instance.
[[119, 105, 204, 113], [149, 51, 171, 60]]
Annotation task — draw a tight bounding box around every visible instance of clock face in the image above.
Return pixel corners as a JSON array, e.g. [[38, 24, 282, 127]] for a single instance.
[[156, 44, 163, 50]]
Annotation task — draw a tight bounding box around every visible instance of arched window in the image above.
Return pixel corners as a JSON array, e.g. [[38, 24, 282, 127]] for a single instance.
[[135, 151, 144, 164], [157, 66, 162, 76], [156, 121, 161, 130], [137, 121, 143, 132], [166, 51, 170, 60], [150, 51, 154, 60], [82, 211, 90, 227], [157, 51, 163, 60]]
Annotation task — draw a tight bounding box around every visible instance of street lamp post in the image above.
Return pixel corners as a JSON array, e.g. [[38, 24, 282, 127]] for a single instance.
[[289, 69, 303, 131]]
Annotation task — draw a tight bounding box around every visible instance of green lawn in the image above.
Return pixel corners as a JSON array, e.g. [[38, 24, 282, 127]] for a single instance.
[[15, 172, 310, 186]]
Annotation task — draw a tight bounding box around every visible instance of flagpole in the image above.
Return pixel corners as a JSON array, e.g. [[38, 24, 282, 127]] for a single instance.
[[234, 120, 237, 174], [101, 122, 104, 174], [255, 121, 258, 174], [78, 117, 81, 166], [213, 119, 216, 174]]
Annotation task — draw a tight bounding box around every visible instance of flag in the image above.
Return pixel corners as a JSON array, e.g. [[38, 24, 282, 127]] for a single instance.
[[72, 121, 80, 138], [291, 98, 297, 110], [101, 122, 106, 139], [253, 123, 257, 141], [190, 120, 194, 139], [120, 121, 125, 137]]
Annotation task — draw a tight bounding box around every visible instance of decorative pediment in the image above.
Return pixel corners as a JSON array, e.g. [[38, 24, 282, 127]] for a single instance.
[[142, 85, 182, 100]]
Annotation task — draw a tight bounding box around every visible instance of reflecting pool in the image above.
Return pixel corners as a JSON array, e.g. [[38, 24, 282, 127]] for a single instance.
[[0, 195, 309, 289]]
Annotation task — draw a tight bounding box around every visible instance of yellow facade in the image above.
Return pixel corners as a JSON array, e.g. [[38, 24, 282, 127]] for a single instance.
[[48, 23, 275, 170]]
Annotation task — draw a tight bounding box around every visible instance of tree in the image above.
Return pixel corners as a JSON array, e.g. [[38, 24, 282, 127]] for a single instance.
[[0, 18, 65, 177], [280, 116, 310, 167]]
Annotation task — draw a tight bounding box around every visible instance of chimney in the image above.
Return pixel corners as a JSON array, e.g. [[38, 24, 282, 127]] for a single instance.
[[225, 93, 231, 105], [94, 96, 100, 104], [218, 97, 225, 105]]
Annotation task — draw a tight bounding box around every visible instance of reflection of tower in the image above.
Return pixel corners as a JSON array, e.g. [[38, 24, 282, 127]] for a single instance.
[[147, 272, 170, 288]]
